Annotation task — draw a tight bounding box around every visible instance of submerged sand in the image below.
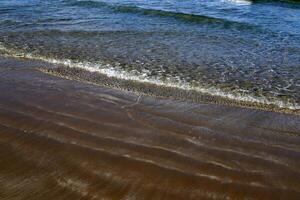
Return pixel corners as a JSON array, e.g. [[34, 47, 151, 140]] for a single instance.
[[0, 57, 300, 199]]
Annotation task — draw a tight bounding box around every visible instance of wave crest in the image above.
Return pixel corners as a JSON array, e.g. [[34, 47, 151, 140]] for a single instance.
[[1, 44, 299, 114], [66, 0, 260, 31]]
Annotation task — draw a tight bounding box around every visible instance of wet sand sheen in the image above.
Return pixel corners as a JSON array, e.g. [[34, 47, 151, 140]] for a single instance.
[[0, 58, 300, 199]]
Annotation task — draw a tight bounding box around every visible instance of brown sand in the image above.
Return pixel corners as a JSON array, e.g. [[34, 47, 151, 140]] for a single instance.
[[0, 57, 300, 199]]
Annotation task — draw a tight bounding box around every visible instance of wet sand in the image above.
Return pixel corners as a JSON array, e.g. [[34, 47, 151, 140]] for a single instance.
[[0, 57, 300, 200]]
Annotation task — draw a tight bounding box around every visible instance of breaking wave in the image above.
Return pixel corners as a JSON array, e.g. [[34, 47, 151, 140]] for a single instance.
[[1, 44, 299, 113]]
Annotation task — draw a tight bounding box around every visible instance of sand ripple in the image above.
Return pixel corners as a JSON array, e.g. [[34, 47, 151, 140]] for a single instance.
[[0, 61, 300, 199]]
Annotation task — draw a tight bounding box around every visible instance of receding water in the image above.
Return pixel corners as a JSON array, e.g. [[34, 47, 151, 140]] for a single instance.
[[0, 0, 300, 110]]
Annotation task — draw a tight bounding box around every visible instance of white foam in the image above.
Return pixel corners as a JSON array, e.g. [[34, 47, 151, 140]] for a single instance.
[[1, 44, 299, 111], [224, 0, 252, 6]]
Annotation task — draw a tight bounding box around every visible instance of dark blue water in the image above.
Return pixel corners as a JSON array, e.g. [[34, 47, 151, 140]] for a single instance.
[[0, 0, 300, 110]]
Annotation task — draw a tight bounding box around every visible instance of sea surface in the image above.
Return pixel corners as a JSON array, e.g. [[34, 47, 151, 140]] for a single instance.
[[0, 0, 300, 111]]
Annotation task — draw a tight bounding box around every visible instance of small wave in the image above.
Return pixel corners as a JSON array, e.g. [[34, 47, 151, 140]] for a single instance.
[[67, 0, 107, 8], [66, 0, 260, 31], [1, 44, 299, 113]]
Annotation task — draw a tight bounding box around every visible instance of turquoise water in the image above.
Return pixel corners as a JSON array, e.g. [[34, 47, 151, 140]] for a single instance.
[[0, 0, 300, 109]]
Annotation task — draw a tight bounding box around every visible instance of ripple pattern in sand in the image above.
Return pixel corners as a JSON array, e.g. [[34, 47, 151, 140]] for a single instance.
[[0, 67, 300, 199]]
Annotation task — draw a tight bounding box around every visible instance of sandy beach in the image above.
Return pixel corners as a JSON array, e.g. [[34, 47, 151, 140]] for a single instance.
[[0, 57, 299, 199]]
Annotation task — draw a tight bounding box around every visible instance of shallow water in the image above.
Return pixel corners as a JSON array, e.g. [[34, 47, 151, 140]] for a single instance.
[[0, 57, 300, 199], [0, 0, 300, 110]]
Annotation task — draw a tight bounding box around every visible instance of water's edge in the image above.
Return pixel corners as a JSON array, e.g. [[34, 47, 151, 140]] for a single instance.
[[1, 47, 299, 115], [41, 66, 299, 115]]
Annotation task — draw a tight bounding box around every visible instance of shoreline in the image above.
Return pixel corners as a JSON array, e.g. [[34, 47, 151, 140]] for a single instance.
[[1, 48, 299, 114], [0, 57, 300, 199], [42, 66, 300, 116]]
